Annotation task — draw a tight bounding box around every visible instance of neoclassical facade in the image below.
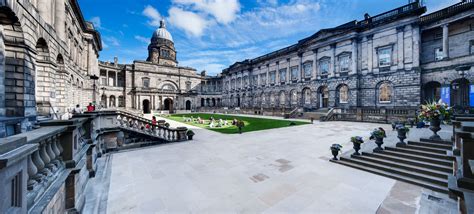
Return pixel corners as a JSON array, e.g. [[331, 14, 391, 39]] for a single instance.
[[221, 1, 474, 114], [98, 20, 223, 114]]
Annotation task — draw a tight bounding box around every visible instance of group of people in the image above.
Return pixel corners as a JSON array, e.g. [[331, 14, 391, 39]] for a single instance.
[[182, 116, 245, 133]]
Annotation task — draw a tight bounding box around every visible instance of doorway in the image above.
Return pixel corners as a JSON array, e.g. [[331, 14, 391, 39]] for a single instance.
[[142, 99, 150, 114]]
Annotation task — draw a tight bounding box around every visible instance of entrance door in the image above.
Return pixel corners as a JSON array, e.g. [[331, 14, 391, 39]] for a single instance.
[[451, 78, 470, 108], [164, 98, 174, 112], [185, 100, 191, 110], [142, 99, 150, 114]]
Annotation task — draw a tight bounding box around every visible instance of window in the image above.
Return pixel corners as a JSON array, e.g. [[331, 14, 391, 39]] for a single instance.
[[303, 63, 312, 78], [185, 82, 191, 90], [303, 89, 311, 104], [378, 47, 392, 67], [118, 96, 125, 107], [291, 66, 298, 80], [230, 79, 235, 89], [339, 55, 350, 72], [379, 82, 392, 103], [253, 75, 258, 86], [237, 77, 242, 89], [161, 49, 170, 58], [470, 41, 474, 55], [279, 68, 287, 82], [142, 78, 150, 88], [270, 71, 276, 84], [11, 172, 22, 207], [319, 60, 330, 76], [435, 48, 443, 61], [339, 85, 349, 103], [243, 76, 248, 87]]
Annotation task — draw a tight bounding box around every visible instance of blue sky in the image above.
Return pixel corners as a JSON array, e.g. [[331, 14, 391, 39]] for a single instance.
[[79, 0, 458, 76]]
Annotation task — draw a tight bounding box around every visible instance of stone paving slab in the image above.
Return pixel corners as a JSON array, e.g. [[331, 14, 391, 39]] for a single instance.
[[106, 116, 402, 213]]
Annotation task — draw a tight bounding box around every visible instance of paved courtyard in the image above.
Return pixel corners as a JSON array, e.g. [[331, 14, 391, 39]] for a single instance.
[[104, 115, 452, 213]]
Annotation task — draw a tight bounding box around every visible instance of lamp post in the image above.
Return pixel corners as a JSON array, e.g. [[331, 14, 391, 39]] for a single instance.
[[89, 74, 99, 105]]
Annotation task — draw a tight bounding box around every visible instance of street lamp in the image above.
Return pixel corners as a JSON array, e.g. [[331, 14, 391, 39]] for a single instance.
[[89, 74, 99, 105]]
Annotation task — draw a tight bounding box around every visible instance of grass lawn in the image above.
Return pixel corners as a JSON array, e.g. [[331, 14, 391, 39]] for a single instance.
[[164, 113, 310, 134]]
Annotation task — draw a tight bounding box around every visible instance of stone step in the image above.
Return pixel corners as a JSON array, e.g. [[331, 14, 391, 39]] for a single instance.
[[399, 144, 449, 154], [362, 152, 453, 173], [334, 159, 448, 194], [339, 157, 448, 186], [385, 147, 454, 160], [407, 141, 452, 150], [420, 138, 452, 145], [353, 155, 450, 179], [376, 150, 453, 167]]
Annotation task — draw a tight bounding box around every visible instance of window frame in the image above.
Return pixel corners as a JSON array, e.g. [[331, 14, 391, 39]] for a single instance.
[[377, 46, 392, 68], [378, 82, 393, 104], [290, 66, 299, 80], [142, 77, 150, 88]]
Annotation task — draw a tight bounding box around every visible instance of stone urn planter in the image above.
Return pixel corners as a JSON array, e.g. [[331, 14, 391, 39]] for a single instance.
[[429, 118, 442, 140], [396, 125, 409, 147], [350, 136, 364, 156], [370, 128, 386, 152], [186, 130, 195, 140], [330, 144, 343, 160]]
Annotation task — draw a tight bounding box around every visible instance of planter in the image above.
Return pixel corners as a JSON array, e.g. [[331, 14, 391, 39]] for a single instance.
[[352, 142, 361, 156], [373, 137, 384, 152], [429, 118, 442, 140], [331, 149, 339, 160], [187, 135, 194, 140], [396, 129, 407, 147]]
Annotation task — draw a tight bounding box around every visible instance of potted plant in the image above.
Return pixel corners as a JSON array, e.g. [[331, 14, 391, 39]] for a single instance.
[[164, 122, 170, 128], [186, 130, 195, 140], [395, 124, 409, 146], [330, 144, 343, 160], [418, 101, 451, 140], [350, 136, 364, 156], [370, 127, 386, 152]]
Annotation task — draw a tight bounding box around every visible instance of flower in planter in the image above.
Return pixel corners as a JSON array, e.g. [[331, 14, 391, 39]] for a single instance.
[[369, 127, 386, 140], [418, 100, 451, 121], [395, 124, 410, 133], [350, 136, 364, 144], [330, 144, 343, 152], [186, 130, 195, 136]]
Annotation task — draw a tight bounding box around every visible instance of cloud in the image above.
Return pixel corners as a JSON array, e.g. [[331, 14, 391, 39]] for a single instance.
[[143, 5, 162, 27], [102, 41, 109, 49], [168, 7, 208, 37], [103, 36, 120, 46], [90, 16, 101, 29], [172, 0, 240, 24], [134, 35, 149, 44], [257, 0, 278, 6]]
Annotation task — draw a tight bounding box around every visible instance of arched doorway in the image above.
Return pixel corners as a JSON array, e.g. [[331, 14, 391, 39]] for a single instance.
[[451, 78, 470, 108], [142, 99, 151, 114], [185, 100, 191, 110], [318, 86, 329, 108], [423, 81, 441, 104], [212, 98, 216, 107], [164, 98, 173, 111], [201, 98, 205, 107]]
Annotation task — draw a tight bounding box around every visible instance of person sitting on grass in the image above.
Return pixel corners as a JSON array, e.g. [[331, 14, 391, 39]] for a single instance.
[[223, 120, 228, 126], [232, 118, 238, 126], [209, 120, 215, 128]]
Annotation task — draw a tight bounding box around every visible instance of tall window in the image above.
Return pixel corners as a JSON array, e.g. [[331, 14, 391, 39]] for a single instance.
[[379, 82, 392, 103], [237, 77, 242, 89], [303, 62, 312, 78], [319, 60, 330, 75], [142, 78, 150, 88], [435, 48, 443, 61], [291, 66, 298, 80], [253, 75, 258, 86], [339, 85, 349, 103], [186, 82, 191, 90], [378, 47, 392, 67], [243, 76, 248, 87], [339, 55, 350, 72], [279, 68, 287, 82], [270, 71, 276, 84], [260, 73, 267, 85]]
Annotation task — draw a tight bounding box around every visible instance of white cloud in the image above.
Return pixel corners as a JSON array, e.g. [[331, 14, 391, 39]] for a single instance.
[[143, 5, 162, 27], [103, 36, 120, 46], [102, 41, 109, 49], [257, 0, 278, 6], [90, 16, 101, 29], [168, 7, 208, 37], [172, 0, 240, 24], [134, 35, 149, 44]]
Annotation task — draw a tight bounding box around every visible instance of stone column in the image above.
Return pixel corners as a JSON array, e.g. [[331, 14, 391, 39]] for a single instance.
[[299, 53, 303, 81], [55, 0, 66, 41], [115, 71, 118, 87], [351, 39, 358, 75], [396, 26, 404, 70], [312, 49, 318, 80], [0, 25, 5, 117], [412, 24, 421, 68], [37, 0, 52, 26], [276, 61, 280, 85], [330, 44, 336, 77], [442, 24, 449, 59], [286, 58, 290, 84], [367, 35, 373, 73], [106, 70, 109, 86], [266, 64, 270, 86]]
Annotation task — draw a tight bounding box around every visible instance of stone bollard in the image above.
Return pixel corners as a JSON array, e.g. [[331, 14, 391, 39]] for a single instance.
[[176, 127, 188, 141]]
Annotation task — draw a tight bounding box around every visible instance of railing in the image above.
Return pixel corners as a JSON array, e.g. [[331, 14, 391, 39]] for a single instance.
[[116, 114, 187, 142], [360, 1, 423, 27], [420, 0, 474, 24], [328, 107, 417, 123]]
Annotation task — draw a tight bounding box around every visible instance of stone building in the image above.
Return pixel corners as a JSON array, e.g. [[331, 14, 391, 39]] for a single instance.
[[221, 1, 474, 116], [0, 0, 101, 136], [97, 20, 223, 114]]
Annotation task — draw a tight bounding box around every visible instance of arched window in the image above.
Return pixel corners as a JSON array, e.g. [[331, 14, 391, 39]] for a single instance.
[[303, 88, 311, 104], [162, 83, 176, 91], [290, 90, 298, 105], [279, 91, 286, 106], [339, 85, 349, 103], [379, 82, 392, 103]]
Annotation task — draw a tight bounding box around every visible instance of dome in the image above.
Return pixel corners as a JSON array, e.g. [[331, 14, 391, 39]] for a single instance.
[[151, 20, 173, 42]]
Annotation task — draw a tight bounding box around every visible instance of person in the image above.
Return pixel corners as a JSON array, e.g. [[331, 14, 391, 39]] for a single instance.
[[152, 116, 157, 125], [61, 108, 71, 120], [73, 104, 83, 114], [236, 120, 244, 134], [87, 103, 94, 112]]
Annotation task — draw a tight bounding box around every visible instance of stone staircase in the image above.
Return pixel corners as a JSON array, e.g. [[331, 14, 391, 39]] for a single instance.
[[333, 138, 454, 194]]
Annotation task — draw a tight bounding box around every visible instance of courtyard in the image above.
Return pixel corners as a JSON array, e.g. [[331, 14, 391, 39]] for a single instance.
[[97, 115, 454, 213]]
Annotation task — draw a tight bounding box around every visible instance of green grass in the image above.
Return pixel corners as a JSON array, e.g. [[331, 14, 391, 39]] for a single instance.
[[164, 113, 310, 134]]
